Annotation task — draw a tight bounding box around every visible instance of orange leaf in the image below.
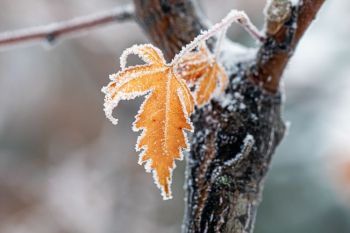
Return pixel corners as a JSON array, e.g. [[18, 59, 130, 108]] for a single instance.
[[195, 61, 228, 106], [175, 43, 228, 106], [102, 44, 194, 199], [174, 43, 209, 84]]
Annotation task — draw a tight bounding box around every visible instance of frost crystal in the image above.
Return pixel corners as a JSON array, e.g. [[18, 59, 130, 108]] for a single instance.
[[224, 133, 255, 167]]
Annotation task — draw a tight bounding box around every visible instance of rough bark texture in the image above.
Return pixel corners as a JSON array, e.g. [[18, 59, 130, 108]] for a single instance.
[[184, 74, 286, 233], [133, 0, 324, 232]]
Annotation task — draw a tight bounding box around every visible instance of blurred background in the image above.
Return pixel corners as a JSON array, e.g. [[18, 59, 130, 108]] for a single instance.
[[0, 0, 349, 232]]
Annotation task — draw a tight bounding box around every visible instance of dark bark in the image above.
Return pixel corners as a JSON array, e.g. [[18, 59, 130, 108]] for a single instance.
[[133, 0, 325, 232], [133, 0, 206, 61], [184, 66, 285, 233]]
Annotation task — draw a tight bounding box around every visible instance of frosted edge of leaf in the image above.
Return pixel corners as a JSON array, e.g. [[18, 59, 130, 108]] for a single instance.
[[103, 99, 119, 125], [137, 142, 175, 200], [156, 166, 174, 200], [131, 89, 192, 200], [103, 89, 150, 125], [138, 142, 175, 200], [176, 87, 194, 140], [132, 91, 152, 154], [135, 133, 175, 200], [120, 44, 150, 69], [120, 44, 166, 69]]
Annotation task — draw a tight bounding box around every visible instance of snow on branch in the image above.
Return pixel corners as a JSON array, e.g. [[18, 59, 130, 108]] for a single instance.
[[0, 4, 134, 49]]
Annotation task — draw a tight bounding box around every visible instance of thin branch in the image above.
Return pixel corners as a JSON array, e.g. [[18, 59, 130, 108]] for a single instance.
[[0, 4, 134, 49], [171, 10, 263, 65]]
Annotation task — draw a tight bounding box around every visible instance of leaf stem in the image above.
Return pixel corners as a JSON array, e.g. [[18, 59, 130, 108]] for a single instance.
[[171, 10, 264, 66]]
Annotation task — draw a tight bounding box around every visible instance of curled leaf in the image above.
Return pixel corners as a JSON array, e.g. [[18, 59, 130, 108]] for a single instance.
[[175, 43, 228, 106], [174, 43, 209, 84], [195, 61, 228, 106]]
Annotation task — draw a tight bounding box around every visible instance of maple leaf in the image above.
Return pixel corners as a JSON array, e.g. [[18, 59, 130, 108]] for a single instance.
[[194, 61, 228, 107], [174, 43, 209, 85], [175, 43, 228, 106], [102, 44, 195, 199]]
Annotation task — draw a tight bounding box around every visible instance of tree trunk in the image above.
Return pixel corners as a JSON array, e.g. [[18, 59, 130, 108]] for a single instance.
[[133, 0, 325, 232]]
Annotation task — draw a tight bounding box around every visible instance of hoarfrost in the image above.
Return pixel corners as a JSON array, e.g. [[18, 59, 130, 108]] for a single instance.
[[217, 93, 234, 108], [224, 133, 255, 167], [219, 40, 257, 75], [216, 89, 246, 112], [239, 103, 246, 110], [211, 133, 255, 182]]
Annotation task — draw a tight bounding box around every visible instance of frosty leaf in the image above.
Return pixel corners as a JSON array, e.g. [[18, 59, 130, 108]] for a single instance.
[[174, 43, 209, 85], [102, 44, 194, 200], [175, 43, 229, 106], [195, 61, 228, 106]]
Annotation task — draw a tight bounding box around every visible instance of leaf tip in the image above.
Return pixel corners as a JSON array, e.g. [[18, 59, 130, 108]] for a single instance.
[[103, 99, 119, 125], [157, 175, 173, 201]]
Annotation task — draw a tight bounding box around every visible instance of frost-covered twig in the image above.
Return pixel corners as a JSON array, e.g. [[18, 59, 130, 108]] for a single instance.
[[236, 16, 265, 43], [171, 10, 263, 65], [0, 4, 134, 49]]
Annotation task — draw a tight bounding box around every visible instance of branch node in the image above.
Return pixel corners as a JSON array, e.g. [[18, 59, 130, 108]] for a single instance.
[[265, 0, 293, 35]]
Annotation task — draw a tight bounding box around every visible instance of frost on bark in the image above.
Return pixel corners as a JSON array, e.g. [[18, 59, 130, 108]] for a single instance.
[[133, 0, 324, 232]]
